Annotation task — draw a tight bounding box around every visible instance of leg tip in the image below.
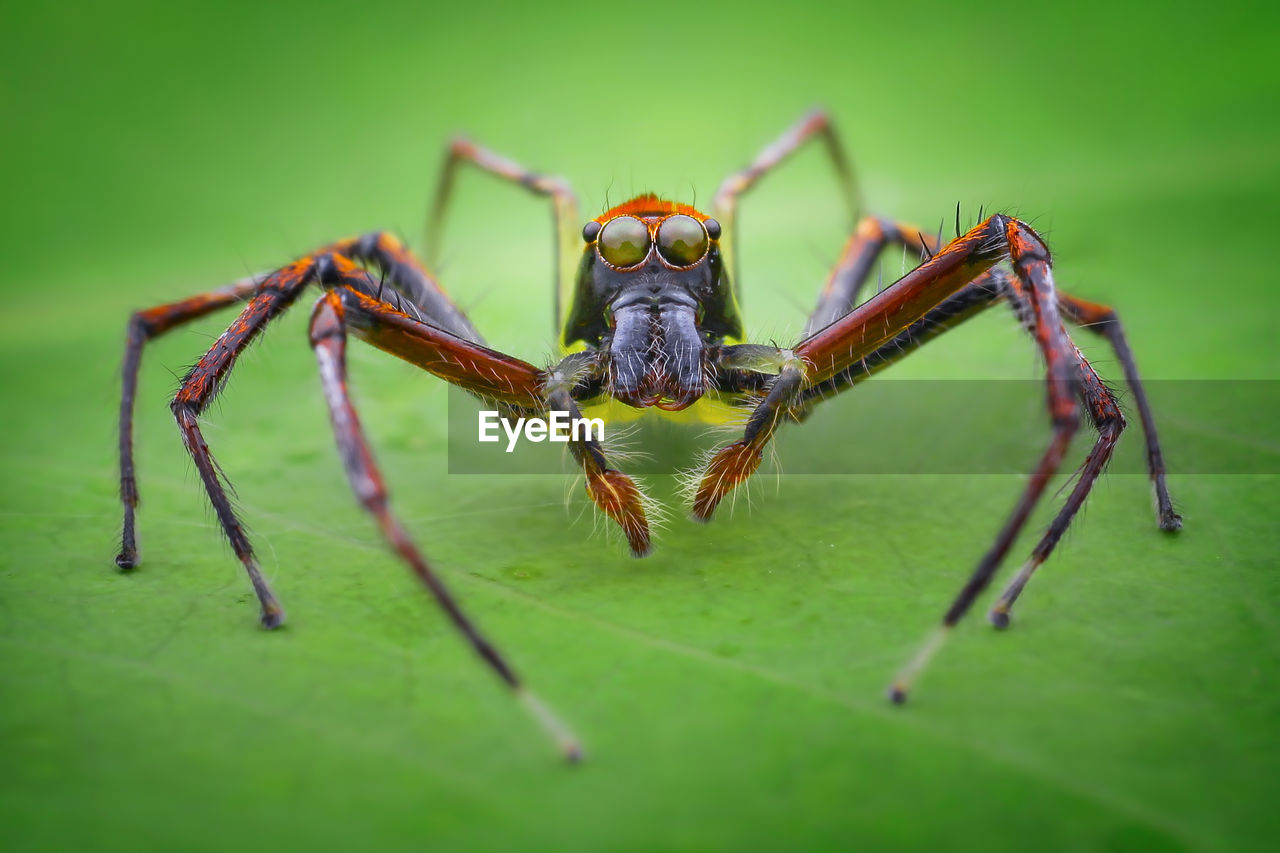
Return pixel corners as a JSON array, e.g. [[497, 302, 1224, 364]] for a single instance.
[[259, 606, 286, 630], [563, 742, 586, 765], [887, 684, 908, 705], [988, 608, 1012, 630], [115, 551, 138, 570], [1159, 511, 1183, 533]]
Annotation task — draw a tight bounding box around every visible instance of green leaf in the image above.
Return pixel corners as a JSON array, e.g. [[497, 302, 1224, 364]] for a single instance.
[[2, 1, 1277, 850]]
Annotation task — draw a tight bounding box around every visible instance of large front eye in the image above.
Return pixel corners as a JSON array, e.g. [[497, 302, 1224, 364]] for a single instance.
[[597, 216, 651, 268], [656, 215, 708, 267]]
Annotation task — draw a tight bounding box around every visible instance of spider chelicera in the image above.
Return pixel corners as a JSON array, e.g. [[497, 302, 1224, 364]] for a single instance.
[[116, 110, 1181, 761]]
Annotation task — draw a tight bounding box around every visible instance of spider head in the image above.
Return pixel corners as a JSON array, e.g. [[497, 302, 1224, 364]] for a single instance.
[[563, 195, 744, 409]]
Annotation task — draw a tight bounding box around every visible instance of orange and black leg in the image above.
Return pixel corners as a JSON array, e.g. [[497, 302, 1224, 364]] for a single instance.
[[794, 271, 1179, 624], [699, 215, 1015, 520], [713, 108, 862, 297], [542, 355, 653, 557], [1057, 293, 1181, 531], [166, 256, 347, 626], [986, 345, 1127, 628], [117, 275, 261, 569], [804, 217, 943, 335], [423, 136, 581, 332], [118, 232, 473, 571], [309, 288, 583, 760], [338, 230, 482, 343], [328, 285, 651, 556], [799, 240, 1181, 525], [702, 216, 1123, 699], [795, 268, 1135, 629]]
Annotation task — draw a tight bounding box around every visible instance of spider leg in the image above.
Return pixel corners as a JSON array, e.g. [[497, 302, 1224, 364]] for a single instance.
[[799, 226, 1180, 533], [878, 220, 1082, 703], [546, 357, 652, 557], [423, 136, 580, 335], [117, 275, 262, 568], [334, 286, 652, 556], [796, 269, 1136, 628], [1057, 293, 1181, 531], [987, 345, 1126, 627], [714, 108, 862, 296], [168, 256, 340, 626], [309, 289, 583, 761], [337, 230, 482, 343], [803, 217, 941, 336], [118, 232, 467, 570], [695, 216, 1011, 519], [698, 216, 1107, 700]]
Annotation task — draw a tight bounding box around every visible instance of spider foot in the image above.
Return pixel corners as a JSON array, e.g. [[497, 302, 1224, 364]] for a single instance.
[[517, 687, 586, 765], [886, 626, 952, 706], [259, 602, 286, 630], [117, 505, 139, 569], [245, 559, 286, 629], [1159, 508, 1183, 532], [987, 555, 1040, 630], [586, 469, 651, 557], [691, 441, 762, 522]]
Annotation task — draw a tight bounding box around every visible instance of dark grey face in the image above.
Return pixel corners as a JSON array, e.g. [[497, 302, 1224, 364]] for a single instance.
[[563, 213, 743, 410]]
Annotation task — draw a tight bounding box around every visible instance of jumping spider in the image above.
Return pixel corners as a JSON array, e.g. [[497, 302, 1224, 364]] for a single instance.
[[116, 110, 1181, 760]]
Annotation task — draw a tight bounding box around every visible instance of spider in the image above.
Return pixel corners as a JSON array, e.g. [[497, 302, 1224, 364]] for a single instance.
[[115, 110, 1181, 761]]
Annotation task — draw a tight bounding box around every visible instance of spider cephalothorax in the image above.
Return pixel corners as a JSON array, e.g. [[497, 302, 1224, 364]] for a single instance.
[[564, 196, 740, 411], [115, 110, 1180, 761]]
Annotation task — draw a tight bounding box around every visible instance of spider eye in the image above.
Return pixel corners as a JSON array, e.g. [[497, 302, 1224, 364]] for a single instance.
[[597, 216, 651, 268], [656, 215, 708, 267], [582, 220, 602, 242]]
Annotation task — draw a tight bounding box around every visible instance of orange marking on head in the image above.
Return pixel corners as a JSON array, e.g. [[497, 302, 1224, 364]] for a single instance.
[[595, 193, 710, 224]]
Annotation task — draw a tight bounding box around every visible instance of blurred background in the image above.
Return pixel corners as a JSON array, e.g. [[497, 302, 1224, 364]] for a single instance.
[[2, 0, 1277, 850]]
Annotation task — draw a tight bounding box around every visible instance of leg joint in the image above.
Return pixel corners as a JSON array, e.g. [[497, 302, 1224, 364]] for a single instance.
[[127, 312, 153, 341], [309, 293, 346, 346], [1004, 218, 1052, 264], [1053, 407, 1082, 434]]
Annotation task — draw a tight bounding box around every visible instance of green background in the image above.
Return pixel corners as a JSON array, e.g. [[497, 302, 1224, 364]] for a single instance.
[[2, 0, 1277, 850]]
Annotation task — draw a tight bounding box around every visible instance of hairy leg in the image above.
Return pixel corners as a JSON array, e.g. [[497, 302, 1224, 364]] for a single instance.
[[167, 258, 331, 625], [118, 275, 261, 568], [714, 108, 862, 302], [1057, 293, 1181, 531], [120, 229, 475, 569], [309, 290, 583, 761], [423, 136, 580, 335], [799, 255, 1180, 532], [334, 287, 652, 555], [804, 217, 941, 336], [337, 230, 482, 343], [698, 215, 1130, 698]]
